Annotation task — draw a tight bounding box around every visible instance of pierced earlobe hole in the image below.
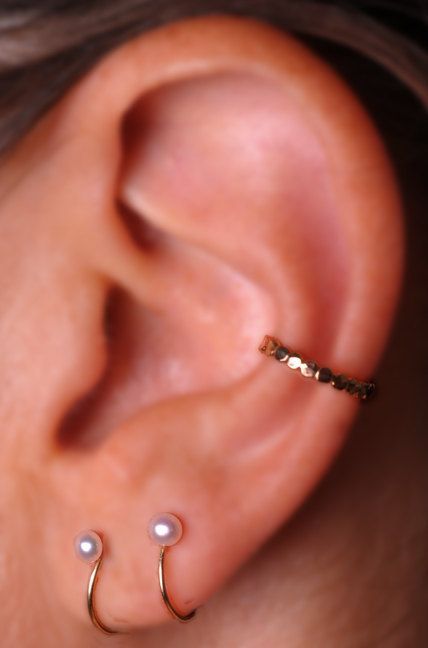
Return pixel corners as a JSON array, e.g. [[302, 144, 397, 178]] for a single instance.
[[74, 530, 103, 563], [148, 513, 183, 547]]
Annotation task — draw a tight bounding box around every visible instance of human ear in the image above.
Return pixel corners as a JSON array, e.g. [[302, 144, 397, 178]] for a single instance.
[[0, 15, 404, 633]]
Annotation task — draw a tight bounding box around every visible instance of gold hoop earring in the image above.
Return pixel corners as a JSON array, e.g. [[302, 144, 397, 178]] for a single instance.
[[74, 530, 118, 635], [74, 515, 196, 634], [148, 513, 197, 622]]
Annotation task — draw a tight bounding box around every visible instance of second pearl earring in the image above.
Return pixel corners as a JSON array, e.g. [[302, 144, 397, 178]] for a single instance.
[[148, 513, 197, 622]]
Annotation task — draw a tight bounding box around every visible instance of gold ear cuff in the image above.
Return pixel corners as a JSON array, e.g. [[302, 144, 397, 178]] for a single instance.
[[259, 335, 376, 401]]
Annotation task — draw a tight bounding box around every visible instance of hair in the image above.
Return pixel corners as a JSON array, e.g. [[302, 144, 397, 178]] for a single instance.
[[0, 0, 426, 158]]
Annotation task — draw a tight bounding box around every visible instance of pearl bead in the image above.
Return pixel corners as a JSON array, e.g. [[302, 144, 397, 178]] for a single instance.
[[148, 513, 183, 547], [74, 530, 103, 563]]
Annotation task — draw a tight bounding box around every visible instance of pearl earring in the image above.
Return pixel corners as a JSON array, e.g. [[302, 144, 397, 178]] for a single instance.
[[74, 530, 117, 635], [74, 514, 196, 634], [148, 513, 197, 622]]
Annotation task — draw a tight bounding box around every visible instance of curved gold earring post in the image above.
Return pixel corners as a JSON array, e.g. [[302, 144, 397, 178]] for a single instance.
[[158, 546, 197, 622], [87, 557, 118, 635]]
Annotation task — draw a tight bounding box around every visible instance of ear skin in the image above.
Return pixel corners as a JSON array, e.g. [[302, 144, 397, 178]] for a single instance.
[[0, 15, 403, 636]]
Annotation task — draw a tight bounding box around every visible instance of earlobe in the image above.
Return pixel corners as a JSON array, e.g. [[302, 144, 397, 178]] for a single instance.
[[0, 15, 404, 632]]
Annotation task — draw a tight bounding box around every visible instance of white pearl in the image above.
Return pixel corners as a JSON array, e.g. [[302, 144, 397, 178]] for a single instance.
[[148, 513, 183, 547], [74, 530, 103, 563]]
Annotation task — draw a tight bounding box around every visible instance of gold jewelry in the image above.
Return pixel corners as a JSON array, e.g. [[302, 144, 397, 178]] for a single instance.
[[259, 335, 376, 400], [74, 514, 196, 635], [148, 513, 197, 622], [74, 530, 118, 635]]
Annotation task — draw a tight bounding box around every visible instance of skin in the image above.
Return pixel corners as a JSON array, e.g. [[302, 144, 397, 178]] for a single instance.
[[0, 14, 426, 647]]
